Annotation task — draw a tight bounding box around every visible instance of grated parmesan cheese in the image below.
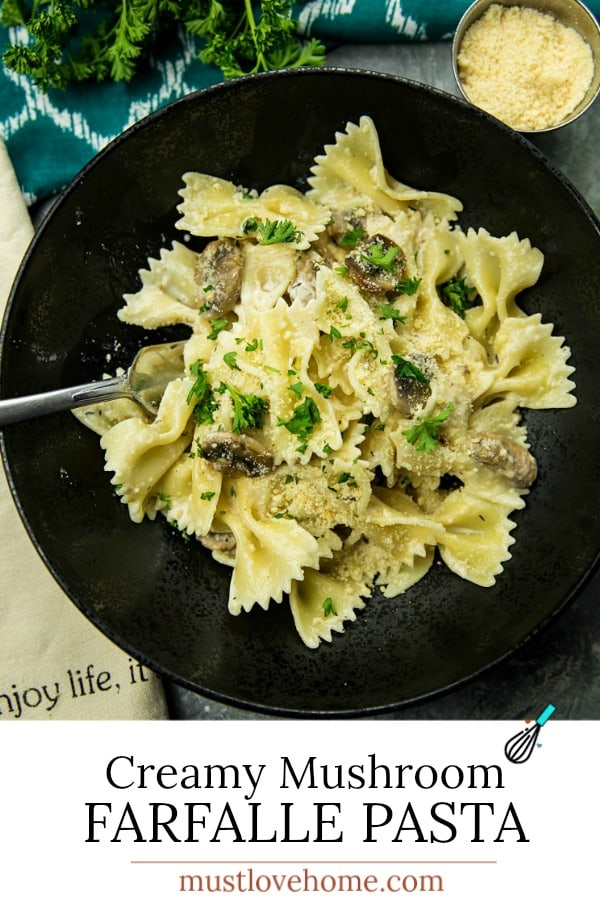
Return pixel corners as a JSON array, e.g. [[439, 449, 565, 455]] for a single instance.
[[457, 3, 595, 131]]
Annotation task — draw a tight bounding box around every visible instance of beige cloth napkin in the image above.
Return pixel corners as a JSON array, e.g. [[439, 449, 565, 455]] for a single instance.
[[0, 139, 168, 720]]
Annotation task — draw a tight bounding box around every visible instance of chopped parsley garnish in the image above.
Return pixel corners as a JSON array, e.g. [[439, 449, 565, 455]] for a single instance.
[[218, 383, 269, 433], [200, 491, 216, 501], [341, 335, 378, 358], [186, 360, 209, 405], [223, 351, 240, 370], [439, 276, 477, 318], [391, 355, 429, 384], [402, 403, 454, 453], [315, 383, 333, 398], [322, 597, 338, 617], [288, 382, 305, 398], [242, 216, 302, 245], [360, 243, 400, 272], [278, 396, 321, 453], [396, 276, 421, 295], [187, 360, 218, 426], [207, 317, 229, 340], [338, 226, 365, 248], [379, 302, 406, 323], [328, 325, 342, 342]]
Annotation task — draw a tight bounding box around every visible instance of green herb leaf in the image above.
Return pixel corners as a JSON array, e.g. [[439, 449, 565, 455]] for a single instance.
[[402, 403, 454, 453], [243, 216, 302, 245], [207, 317, 229, 340], [223, 350, 240, 370], [277, 396, 321, 452], [391, 354, 429, 384], [322, 597, 338, 617], [2, 0, 326, 91], [338, 226, 365, 248], [439, 276, 478, 318], [187, 360, 219, 426], [341, 335, 378, 358], [221, 382, 269, 433], [187, 359, 209, 405], [360, 243, 399, 272], [379, 302, 406, 323], [395, 276, 421, 295]]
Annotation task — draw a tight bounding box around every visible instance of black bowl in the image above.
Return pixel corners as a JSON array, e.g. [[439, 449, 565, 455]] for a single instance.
[[2, 68, 599, 717]]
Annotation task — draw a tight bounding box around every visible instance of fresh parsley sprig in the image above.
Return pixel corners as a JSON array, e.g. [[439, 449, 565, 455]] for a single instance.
[[194, 0, 325, 78], [1, 0, 326, 91], [277, 395, 321, 453], [402, 403, 454, 453], [439, 276, 478, 318], [391, 354, 428, 384], [242, 216, 303, 245], [186, 359, 219, 425], [217, 382, 269, 433], [360, 242, 399, 272]]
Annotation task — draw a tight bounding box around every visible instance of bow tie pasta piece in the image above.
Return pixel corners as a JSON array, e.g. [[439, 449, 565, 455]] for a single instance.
[[119, 241, 201, 329], [101, 378, 195, 523], [218, 477, 339, 615], [434, 470, 527, 587], [459, 229, 544, 342], [290, 566, 370, 649], [307, 115, 463, 221], [176, 176, 330, 251], [485, 313, 577, 409]]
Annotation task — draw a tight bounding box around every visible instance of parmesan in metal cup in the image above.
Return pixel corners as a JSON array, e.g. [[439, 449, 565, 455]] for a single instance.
[[452, 0, 600, 133]]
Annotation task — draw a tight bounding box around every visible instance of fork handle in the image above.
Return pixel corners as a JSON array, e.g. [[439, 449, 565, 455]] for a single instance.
[[0, 374, 129, 426]]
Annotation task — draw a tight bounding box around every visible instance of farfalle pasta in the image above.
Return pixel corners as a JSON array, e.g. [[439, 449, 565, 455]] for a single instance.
[[75, 117, 576, 648]]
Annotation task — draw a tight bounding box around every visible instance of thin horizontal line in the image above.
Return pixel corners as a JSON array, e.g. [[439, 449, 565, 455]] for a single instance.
[[131, 860, 497, 866]]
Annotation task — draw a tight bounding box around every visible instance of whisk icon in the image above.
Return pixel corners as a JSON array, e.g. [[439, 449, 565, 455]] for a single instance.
[[504, 704, 556, 764]]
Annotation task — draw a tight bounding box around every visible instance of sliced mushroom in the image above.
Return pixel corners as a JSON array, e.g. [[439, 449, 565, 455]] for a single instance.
[[346, 234, 406, 294], [194, 237, 243, 316], [390, 354, 433, 416], [200, 432, 274, 478], [471, 431, 538, 488], [200, 531, 236, 552]]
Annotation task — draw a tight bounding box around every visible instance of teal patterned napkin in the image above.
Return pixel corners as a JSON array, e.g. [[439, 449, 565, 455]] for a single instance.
[[1, 1, 599, 203]]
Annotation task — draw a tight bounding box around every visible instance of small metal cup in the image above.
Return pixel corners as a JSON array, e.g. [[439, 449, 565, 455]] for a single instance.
[[452, 0, 600, 133]]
